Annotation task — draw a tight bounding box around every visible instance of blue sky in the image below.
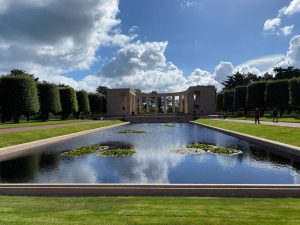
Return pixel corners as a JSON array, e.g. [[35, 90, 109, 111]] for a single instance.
[[0, 0, 300, 92]]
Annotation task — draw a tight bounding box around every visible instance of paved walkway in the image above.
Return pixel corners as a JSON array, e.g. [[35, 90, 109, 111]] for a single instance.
[[212, 118, 300, 128], [0, 121, 107, 134]]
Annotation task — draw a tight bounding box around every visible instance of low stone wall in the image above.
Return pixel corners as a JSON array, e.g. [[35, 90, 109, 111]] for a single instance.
[[1, 184, 300, 197]]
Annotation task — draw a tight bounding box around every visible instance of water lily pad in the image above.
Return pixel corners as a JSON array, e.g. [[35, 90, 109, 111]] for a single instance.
[[61, 145, 109, 157], [173, 143, 242, 155], [97, 148, 136, 157], [118, 130, 146, 134], [163, 123, 176, 127]]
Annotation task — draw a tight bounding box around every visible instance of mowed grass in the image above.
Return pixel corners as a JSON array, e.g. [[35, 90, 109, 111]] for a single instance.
[[0, 119, 95, 129], [230, 114, 300, 123], [0, 197, 300, 225], [194, 119, 300, 147], [0, 120, 123, 148]]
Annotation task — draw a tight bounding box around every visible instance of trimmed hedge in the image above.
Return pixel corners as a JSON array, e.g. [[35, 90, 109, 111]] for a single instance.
[[38, 82, 61, 121], [265, 79, 289, 113], [88, 93, 106, 115], [59, 87, 78, 119], [216, 93, 224, 111], [290, 78, 300, 108], [0, 75, 40, 123], [223, 90, 234, 111], [247, 82, 266, 109], [233, 86, 247, 110], [76, 90, 90, 114]]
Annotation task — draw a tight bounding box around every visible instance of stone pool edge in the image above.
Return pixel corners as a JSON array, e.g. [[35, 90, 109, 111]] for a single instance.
[[1, 184, 300, 197], [191, 121, 300, 157], [0, 122, 129, 161]]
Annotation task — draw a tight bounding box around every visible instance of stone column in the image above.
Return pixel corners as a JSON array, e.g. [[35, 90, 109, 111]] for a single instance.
[[146, 96, 150, 113], [172, 95, 176, 113], [139, 96, 143, 114], [179, 94, 182, 113], [164, 96, 167, 114], [184, 94, 188, 114], [155, 96, 158, 113]]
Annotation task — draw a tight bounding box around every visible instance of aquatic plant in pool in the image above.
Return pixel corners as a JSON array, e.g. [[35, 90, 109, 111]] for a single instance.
[[163, 123, 176, 127], [118, 130, 146, 134], [61, 145, 109, 157], [173, 143, 242, 155], [97, 148, 136, 157]]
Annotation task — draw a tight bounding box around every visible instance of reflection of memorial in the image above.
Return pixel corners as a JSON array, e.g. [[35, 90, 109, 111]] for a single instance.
[[107, 86, 216, 117]]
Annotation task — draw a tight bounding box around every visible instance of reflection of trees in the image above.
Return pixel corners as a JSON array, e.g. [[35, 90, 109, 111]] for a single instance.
[[249, 147, 300, 172], [0, 154, 40, 182], [39, 152, 60, 170]]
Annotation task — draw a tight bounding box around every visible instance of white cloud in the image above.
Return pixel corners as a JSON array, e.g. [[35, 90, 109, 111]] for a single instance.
[[0, 0, 128, 73], [263, 18, 281, 31], [181, 0, 203, 8], [277, 35, 300, 68], [213, 61, 234, 82], [279, 0, 300, 16], [280, 25, 294, 36], [264, 0, 300, 35]]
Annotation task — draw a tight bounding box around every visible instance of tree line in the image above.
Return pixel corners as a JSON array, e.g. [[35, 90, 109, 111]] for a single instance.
[[217, 77, 300, 116], [0, 70, 107, 123]]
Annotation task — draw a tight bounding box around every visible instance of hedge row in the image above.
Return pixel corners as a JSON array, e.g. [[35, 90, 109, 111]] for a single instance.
[[0, 74, 106, 123], [217, 78, 300, 114]]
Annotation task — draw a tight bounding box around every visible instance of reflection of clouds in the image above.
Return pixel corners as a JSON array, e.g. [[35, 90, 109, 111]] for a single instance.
[[292, 171, 300, 184], [216, 155, 238, 169], [36, 157, 98, 183], [101, 147, 184, 184]]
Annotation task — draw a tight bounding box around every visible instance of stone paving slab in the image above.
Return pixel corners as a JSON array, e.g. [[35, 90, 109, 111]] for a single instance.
[[1, 184, 300, 197]]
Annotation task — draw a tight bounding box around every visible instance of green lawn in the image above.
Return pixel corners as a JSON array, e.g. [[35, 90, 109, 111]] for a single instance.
[[0, 119, 95, 129], [229, 114, 300, 123], [0, 120, 123, 148], [0, 196, 299, 225], [194, 119, 300, 147]]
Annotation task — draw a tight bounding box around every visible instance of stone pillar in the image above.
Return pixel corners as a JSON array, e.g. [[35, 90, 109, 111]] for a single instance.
[[155, 96, 158, 113], [146, 96, 150, 113], [172, 95, 176, 113], [164, 96, 167, 114], [139, 96, 143, 114], [179, 94, 182, 113], [184, 94, 188, 114]]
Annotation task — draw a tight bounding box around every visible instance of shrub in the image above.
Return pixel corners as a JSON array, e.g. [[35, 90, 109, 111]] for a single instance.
[[216, 93, 224, 112], [0, 75, 40, 123], [223, 90, 234, 111], [233, 86, 247, 111], [38, 82, 61, 121], [76, 90, 90, 116], [247, 81, 266, 110], [59, 87, 78, 119], [290, 78, 300, 109], [265, 79, 289, 115]]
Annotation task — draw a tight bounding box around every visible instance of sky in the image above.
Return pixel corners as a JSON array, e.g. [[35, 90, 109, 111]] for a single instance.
[[0, 0, 300, 92]]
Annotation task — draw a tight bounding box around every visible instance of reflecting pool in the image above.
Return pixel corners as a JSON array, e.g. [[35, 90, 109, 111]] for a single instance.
[[1, 123, 300, 184]]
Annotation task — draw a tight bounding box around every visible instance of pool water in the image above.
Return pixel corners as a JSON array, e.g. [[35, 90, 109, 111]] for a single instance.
[[1, 123, 300, 184]]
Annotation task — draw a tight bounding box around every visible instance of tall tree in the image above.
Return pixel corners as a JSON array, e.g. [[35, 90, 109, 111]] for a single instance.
[[233, 86, 247, 113], [0, 74, 40, 123], [223, 90, 234, 111], [59, 87, 78, 119], [76, 90, 90, 118], [88, 93, 106, 116], [96, 86, 109, 96], [290, 78, 300, 110], [247, 81, 267, 110], [38, 82, 61, 121]]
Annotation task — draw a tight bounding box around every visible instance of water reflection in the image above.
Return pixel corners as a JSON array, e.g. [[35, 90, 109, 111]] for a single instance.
[[0, 123, 300, 184]]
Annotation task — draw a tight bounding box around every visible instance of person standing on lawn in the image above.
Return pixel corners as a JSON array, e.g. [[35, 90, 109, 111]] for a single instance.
[[272, 108, 278, 123], [255, 108, 261, 124]]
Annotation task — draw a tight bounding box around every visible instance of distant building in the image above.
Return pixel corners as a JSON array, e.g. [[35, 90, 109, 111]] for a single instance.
[[107, 86, 216, 117]]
